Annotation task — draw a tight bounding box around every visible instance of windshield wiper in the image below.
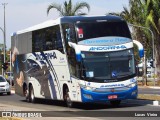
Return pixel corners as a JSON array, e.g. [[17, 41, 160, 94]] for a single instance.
[[117, 73, 132, 78]]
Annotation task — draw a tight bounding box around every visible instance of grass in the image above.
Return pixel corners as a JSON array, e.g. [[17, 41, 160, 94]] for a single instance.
[[138, 80, 160, 86], [137, 80, 160, 101], [138, 94, 160, 101]]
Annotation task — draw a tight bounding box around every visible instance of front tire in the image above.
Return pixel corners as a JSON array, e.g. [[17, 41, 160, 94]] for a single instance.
[[23, 85, 29, 102], [29, 85, 35, 103]]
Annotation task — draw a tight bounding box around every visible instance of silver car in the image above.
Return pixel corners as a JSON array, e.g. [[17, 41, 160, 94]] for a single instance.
[[5, 72, 14, 86], [0, 75, 11, 95]]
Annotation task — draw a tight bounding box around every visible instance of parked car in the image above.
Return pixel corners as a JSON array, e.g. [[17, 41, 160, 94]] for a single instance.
[[5, 72, 14, 86], [0, 75, 11, 95]]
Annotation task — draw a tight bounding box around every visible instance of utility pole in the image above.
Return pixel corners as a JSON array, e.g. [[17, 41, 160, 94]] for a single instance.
[[0, 27, 4, 75], [143, 50, 147, 86], [2, 3, 8, 76]]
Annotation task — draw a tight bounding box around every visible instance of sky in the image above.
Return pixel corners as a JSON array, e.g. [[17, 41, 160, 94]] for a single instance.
[[0, 0, 129, 49]]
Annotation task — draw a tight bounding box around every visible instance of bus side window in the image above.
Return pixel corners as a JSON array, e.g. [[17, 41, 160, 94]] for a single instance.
[[39, 25, 64, 53], [46, 41, 53, 50], [68, 48, 76, 76], [55, 31, 63, 53], [63, 24, 76, 43]]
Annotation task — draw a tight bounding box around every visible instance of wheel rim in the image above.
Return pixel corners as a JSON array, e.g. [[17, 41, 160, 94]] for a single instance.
[[29, 86, 35, 103], [31, 88, 34, 102], [31, 90, 34, 100]]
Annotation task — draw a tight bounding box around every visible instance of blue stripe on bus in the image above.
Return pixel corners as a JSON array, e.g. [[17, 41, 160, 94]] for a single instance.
[[40, 52, 62, 99], [32, 52, 62, 99], [48, 74, 57, 99], [76, 54, 82, 62], [139, 49, 144, 58]]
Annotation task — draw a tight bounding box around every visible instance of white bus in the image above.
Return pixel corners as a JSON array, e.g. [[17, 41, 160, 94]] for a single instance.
[[11, 16, 142, 107]]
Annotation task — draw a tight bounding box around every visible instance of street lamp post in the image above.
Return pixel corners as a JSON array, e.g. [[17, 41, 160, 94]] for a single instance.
[[2, 3, 8, 67], [1, 3, 8, 76], [128, 23, 156, 86], [0, 27, 4, 75]]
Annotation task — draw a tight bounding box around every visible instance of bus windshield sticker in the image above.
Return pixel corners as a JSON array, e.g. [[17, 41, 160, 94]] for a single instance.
[[78, 28, 83, 38], [86, 71, 94, 77], [112, 71, 117, 78]]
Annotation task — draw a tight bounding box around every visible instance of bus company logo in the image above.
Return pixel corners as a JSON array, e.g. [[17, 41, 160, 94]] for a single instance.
[[89, 45, 127, 51], [100, 84, 125, 88], [35, 52, 57, 60]]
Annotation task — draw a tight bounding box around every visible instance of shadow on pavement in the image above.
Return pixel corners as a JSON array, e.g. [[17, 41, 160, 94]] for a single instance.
[[20, 98, 154, 110]]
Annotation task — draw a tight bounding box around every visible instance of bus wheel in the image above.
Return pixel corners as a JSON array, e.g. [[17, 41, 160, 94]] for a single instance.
[[29, 85, 35, 103], [110, 100, 121, 107], [64, 88, 73, 107], [23, 85, 29, 102]]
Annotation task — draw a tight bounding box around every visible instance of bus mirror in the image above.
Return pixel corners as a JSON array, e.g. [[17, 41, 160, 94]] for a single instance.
[[66, 28, 71, 41]]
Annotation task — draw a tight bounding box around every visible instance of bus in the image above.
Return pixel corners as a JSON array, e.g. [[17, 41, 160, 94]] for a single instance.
[[11, 15, 142, 107]]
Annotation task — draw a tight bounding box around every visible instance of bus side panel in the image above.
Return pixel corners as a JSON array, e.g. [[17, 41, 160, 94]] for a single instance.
[[13, 54, 27, 97], [13, 50, 71, 101]]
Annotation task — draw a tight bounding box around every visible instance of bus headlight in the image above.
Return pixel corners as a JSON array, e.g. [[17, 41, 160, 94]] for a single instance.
[[79, 84, 96, 91], [85, 86, 96, 91], [128, 82, 137, 88]]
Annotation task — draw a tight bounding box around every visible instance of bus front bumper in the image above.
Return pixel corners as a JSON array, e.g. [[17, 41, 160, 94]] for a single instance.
[[81, 86, 138, 103]]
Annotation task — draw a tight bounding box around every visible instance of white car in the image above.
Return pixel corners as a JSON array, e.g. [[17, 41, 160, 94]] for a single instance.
[[0, 75, 11, 95]]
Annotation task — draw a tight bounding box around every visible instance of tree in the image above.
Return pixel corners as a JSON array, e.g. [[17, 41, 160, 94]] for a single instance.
[[107, 0, 152, 59], [47, 0, 90, 16], [108, 0, 160, 79]]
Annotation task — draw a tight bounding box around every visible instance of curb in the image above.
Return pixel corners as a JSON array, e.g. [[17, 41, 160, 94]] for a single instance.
[[148, 86, 160, 89]]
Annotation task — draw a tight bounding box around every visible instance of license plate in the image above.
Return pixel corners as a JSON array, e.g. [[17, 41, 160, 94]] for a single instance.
[[108, 95, 117, 99]]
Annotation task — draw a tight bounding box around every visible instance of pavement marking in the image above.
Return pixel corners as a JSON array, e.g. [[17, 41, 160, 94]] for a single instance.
[[148, 86, 160, 89]]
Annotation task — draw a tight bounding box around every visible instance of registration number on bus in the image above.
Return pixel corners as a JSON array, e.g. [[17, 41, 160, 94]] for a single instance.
[[108, 95, 117, 99]]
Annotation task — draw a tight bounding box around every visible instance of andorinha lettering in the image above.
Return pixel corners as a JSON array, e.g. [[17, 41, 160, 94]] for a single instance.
[[35, 52, 57, 60], [100, 84, 125, 88], [89, 45, 127, 51]]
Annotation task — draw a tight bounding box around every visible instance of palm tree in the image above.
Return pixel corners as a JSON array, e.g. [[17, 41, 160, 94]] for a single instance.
[[47, 0, 90, 16], [108, 0, 160, 78]]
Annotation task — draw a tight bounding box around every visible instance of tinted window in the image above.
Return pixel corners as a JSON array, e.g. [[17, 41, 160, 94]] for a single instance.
[[76, 21, 131, 41], [81, 49, 136, 82], [62, 23, 77, 43], [32, 25, 63, 53]]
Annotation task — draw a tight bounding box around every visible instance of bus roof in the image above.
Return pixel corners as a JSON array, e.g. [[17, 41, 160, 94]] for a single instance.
[[12, 15, 124, 35]]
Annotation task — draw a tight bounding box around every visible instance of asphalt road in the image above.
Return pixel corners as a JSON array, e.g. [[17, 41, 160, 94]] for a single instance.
[[0, 90, 160, 120], [138, 87, 160, 95]]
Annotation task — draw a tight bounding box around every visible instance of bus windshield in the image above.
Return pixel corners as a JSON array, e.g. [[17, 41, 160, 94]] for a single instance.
[[76, 21, 131, 41], [81, 49, 136, 82]]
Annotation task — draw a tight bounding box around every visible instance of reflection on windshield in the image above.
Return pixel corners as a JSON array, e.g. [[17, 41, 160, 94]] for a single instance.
[[0, 77, 6, 82], [76, 21, 131, 41], [81, 49, 135, 82]]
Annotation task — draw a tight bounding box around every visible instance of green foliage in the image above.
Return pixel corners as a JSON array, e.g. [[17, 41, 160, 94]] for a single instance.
[[47, 0, 90, 16], [108, 0, 160, 60]]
